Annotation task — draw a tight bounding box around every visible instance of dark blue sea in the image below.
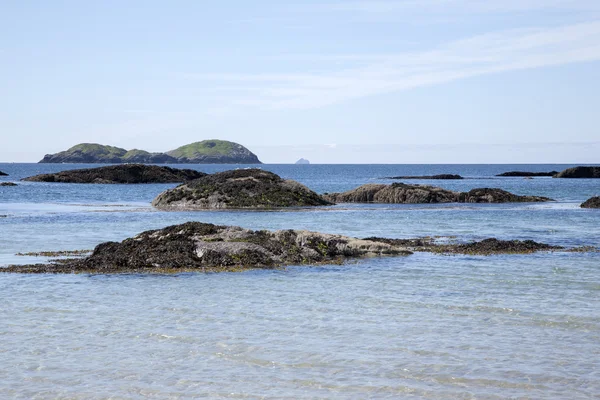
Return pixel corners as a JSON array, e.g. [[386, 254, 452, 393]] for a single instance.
[[1, 163, 599, 399]]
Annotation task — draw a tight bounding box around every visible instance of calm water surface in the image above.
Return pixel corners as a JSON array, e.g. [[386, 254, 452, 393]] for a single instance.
[[1, 163, 599, 399]]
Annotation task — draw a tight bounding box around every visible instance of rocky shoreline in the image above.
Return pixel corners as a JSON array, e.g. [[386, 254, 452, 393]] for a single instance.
[[22, 164, 206, 184], [323, 183, 552, 204], [3, 222, 582, 274]]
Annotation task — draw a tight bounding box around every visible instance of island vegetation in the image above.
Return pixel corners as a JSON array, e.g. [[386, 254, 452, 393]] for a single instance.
[[39, 140, 262, 164]]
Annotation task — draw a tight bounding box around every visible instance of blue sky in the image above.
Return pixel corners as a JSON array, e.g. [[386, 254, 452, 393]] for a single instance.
[[1, 0, 599, 163]]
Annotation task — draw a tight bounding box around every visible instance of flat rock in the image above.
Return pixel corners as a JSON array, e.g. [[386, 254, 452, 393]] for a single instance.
[[324, 183, 553, 204], [496, 171, 558, 177], [3, 222, 413, 274], [554, 166, 600, 178], [386, 174, 463, 180], [581, 196, 600, 208], [0, 182, 17, 186], [22, 164, 206, 184], [152, 169, 333, 209]]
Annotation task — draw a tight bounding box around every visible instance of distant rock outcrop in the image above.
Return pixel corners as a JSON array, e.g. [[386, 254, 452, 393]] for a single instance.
[[152, 169, 332, 210], [581, 196, 600, 209], [3, 222, 412, 274], [324, 183, 552, 204], [38, 140, 262, 164], [295, 158, 310, 165], [0, 182, 17, 186], [496, 171, 558, 177], [386, 174, 463, 180], [22, 164, 206, 184], [554, 166, 600, 178], [0, 171, 7, 176]]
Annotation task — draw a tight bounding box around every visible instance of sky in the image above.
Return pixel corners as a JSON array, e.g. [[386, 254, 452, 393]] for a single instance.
[[1, 0, 599, 163]]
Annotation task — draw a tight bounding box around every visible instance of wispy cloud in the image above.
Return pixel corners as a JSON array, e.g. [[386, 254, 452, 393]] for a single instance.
[[185, 21, 600, 110]]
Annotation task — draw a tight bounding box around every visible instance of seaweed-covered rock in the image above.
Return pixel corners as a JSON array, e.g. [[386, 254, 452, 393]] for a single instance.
[[0, 171, 7, 176], [459, 188, 552, 203], [22, 164, 206, 184], [496, 171, 558, 177], [0, 182, 17, 186], [324, 183, 552, 204], [386, 174, 463, 180], [581, 196, 600, 209], [152, 169, 332, 209], [3, 222, 412, 274], [554, 166, 600, 178], [363, 237, 562, 255]]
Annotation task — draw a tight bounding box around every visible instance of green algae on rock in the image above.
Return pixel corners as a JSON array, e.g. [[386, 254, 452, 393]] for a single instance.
[[22, 164, 206, 184], [152, 169, 333, 210], [3, 222, 412, 274]]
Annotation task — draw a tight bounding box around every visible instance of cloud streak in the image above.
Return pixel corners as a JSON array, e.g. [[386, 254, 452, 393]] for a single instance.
[[186, 21, 600, 110]]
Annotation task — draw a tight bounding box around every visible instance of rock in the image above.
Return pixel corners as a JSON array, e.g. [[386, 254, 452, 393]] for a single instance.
[[152, 169, 333, 210], [496, 171, 558, 177], [166, 140, 261, 164], [0, 171, 7, 176], [581, 196, 600, 208], [295, 158, 310, 165], [554, 166, 600, 178], [459, 188, 552, 203], [22, 164, 206, 184], [0, 182, 17, 186], [324, 183, 553, 204], [2, 222, 413, 274], [38, 140, 262, 164], [363, 237, 562, 255], [386, 174, 463, 180]]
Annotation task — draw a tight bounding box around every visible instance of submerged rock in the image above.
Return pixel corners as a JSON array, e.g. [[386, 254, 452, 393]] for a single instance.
[[0, 182, 17, 186], [3, 222, 412, 274], [496, 171, 558, 177], [22, 164, 206, 184], [581, 196, 600, 209], [152, 169, 332, 210], [386, 174, 463, 180], [324, 183, 552, 204], [554, 166, 600, 178]]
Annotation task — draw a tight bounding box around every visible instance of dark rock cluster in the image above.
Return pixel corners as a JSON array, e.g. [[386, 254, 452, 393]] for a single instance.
[[22, 164, 205, 184], [554, 166, 600, 178], [581, 196, 600, 209]]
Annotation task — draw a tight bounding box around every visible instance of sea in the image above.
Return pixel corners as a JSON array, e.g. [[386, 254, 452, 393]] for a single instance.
[[0, 163, 599, 399]]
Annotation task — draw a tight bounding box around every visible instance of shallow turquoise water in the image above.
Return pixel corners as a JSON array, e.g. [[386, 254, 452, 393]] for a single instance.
[[0, 163, 599, 399]]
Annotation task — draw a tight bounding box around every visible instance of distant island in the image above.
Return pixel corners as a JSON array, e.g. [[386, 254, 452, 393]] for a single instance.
[[295, 158, 310, 165], [39, 140, 262, 164]]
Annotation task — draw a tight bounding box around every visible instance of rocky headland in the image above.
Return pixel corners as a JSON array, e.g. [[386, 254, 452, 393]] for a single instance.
[[22, 164, 206, 184], [581, 196, 600, 208], [323, 183, 552, 204], [2, 222, 413, 274], [386, 174, 463, 180], [152, 169, 332, 210], [39, 140, 262, 164], [554, 166, 600, 178], [496, 171, 558, 177]]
